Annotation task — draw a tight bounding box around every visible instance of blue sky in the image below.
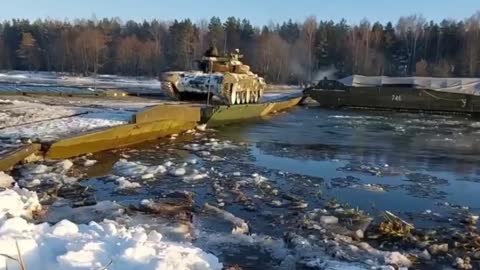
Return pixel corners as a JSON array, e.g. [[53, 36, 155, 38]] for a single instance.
[[3, 0, 479, 25]]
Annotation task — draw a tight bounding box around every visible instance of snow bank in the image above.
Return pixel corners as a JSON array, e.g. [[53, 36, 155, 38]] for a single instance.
[[0, 186, 40, 223], [0, 184, 222, 270]]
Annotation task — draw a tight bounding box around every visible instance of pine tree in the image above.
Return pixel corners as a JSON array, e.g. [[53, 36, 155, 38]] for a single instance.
[[17, 32, 40, 70]]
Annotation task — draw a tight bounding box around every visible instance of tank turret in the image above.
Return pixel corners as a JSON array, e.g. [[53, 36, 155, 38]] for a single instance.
[[160, 47, 265, 105]]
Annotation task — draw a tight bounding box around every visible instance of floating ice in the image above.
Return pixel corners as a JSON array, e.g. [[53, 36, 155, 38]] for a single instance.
[[187, 158, 198, 165], [196, 124, 207, 131], [46, 199, 125, 224], [18, 161, 78, 187], [320, 216, 339, 225], [141, 173, 155, 180], [83, 159, 97, 167], [115, 176, 142, 190], [183, 171, 208, 182], [170, 168, 187, 177], [0, 172, 14, 188], [113, 159, 166, 178], [56, 159, 73, 172]]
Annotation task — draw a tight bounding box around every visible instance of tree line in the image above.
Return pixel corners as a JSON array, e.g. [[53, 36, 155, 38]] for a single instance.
[[1, 13, 480, 84]]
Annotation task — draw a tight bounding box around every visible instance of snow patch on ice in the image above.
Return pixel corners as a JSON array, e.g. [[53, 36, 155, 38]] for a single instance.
[[17, 161, 77, 187]]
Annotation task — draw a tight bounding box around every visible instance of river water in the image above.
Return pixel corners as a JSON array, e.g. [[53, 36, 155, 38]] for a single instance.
[[79, 104, 480, 269]]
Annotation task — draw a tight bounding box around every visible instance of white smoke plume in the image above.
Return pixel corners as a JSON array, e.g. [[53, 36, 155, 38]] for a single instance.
[[313, 65, 338, 82]]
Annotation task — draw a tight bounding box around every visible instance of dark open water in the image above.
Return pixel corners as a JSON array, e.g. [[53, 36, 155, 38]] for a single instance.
[[83, 105, 480, 269]]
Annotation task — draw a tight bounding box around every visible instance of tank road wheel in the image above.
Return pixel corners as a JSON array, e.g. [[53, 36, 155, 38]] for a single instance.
[[252, 91, 258, 103], [236, 91, 242, 104], [250, 91, 256, 103], [230, 89, 237, 105]]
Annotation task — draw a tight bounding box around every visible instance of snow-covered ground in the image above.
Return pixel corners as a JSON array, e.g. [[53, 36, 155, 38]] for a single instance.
[[0, 99, 89, 129], [0, 183, 222, 270], [0, 98, 134, 143], [0, 70, 305, 98], [0, 71, 161, 95]]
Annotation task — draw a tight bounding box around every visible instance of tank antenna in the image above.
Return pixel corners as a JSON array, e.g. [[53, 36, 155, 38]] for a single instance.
[[206, 58, 213, 106], [224, 32, 228, 56]]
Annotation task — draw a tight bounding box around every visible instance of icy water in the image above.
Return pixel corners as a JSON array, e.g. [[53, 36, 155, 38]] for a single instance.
[[80, 105, 480, 269], [220, 106, 480, 216]]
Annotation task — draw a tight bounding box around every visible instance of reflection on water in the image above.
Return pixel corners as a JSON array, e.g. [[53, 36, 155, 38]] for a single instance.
[[219, 106, 480, 216]]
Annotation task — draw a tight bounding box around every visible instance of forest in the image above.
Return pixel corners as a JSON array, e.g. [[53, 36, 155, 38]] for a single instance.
[[1, 12, 480, 84]]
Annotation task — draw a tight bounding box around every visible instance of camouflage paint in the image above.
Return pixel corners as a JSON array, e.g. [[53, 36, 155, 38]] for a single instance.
[[160, 55, 266, 105]]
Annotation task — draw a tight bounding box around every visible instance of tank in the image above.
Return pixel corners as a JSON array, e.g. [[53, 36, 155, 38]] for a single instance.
[[161, 48, 265, 105]]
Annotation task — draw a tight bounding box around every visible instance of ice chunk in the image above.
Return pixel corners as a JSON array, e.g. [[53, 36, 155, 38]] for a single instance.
[[0, 186, 41, 222], [46, 200, 125, 224], [170, 168, 186, 177], [187, 158, 198, 165], [52, 219, 79, 236], [115, 177, 142, 190], [383, 252, 412, 267], [27, 164, 49, 174], [83, 159, 97, 167], [113, 159, 166, 179], [183, 172, 208, 182], [56, 159, 73, 171], [320, 216, 339, 225], [141, 173, 154, 180], [0, 172, 14, 188]]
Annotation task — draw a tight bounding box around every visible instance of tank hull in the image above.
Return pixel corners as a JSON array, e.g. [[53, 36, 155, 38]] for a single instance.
[[305, 86, 480, 114], [161, 72, 265, 105]]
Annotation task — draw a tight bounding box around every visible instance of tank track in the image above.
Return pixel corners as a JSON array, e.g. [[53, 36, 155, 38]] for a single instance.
[[161, 82, 180, 100]]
